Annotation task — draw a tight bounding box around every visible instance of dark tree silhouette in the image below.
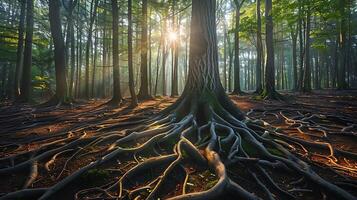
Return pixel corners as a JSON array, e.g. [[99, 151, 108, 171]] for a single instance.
[[14, 0, 26, 98], [108, 0, 122, 105], [137, 0, 151, 100], [18, 0, 34, 102], [48, 0, 68, 104]]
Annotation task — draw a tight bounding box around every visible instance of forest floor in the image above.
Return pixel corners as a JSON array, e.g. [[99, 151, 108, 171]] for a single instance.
[[0, 90, 356, 199]]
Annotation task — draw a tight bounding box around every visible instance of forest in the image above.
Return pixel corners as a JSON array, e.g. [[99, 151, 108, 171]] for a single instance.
[[0, 0, 356, 199]]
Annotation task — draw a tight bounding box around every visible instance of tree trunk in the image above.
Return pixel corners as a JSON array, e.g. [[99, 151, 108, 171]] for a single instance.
[[302, 5, 311, 93], [263, 0, 280, 99], [137, 0, 150, 99], [232, 1, 243, 94], [67, 0, 77, 99], [49, 0, 68, 102], [291, 28, 298, 91], [128, 0, 138, 106], [109, 0, 122, 104], [85, 0, 98, 99], [91, 24, 98, 98], [223, 19, 228, 91], [14, 0, 26, 98], [337, 0, 348, 89], [162, 19, 168, 96], [171, 0, 179, 97], [19, 0, 34, 102], [154, 41, 161, 96], [255, 0, 263, 93]]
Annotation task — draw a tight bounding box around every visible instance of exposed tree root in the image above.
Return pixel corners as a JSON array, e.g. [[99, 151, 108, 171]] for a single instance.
[[0, 96, 355, 200]]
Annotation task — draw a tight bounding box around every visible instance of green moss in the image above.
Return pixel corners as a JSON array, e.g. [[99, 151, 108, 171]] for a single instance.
[[267, 147, 284, 157], [241, 140, 259, 157], [80, 169, 110, 185]]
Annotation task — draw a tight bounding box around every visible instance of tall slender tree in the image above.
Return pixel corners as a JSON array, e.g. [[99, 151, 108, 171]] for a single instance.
[[48, 0, 68, 103], [18, 0, 34, 102], [14, 0, 26, 98], [255, 0, 263, 93], [262, 0, 281, 99], [109, 0, 122, 104], [128, 0, 138, 107], [137, 0, 151, 99], [232, 0, 245, 95], [84, 0, 98, 99]]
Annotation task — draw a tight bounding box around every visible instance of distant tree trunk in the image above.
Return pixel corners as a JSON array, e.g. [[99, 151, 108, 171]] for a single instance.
[[337, 0, 348, 89], [67, 0, 78, 99], [137, 0, 150, 99], [171, 0, 179, 97], [223, 19, 228, 90], [291, 28, 298, 91], [1, 65, 8, 98], [109, 0, 122, 104], [232, 0, 244, 95], [263, 0, 280, 98], [228, 33, 233, 92], [91, 25, 98, 98], [162, 19, 168, 96], [19, 0, 34, 102], [302, 5, 311, 93], [128, 0, 138, 106], [14, 0, 26, 98], [49, 0, 68, 102], [255, 0, 263, 93], [154, 41, 161, 96], [85, 0, 98, 99], [6, 64, 15, 98], [102, 22, 107, 98], [148, 9, 152, 96], [297, 2, 304, 91]]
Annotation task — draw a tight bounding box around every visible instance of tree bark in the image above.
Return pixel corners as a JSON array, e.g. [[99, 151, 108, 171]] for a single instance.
[[263, 0, 279, 98], [255, 0, 263, 93], [110, 0, 122, 104], [128, 0, 138, 106], [171, 0, 179, 97], [232, 0, 244, 94], [18, 0, 34, 102], [14, 0, 26, 98], [302, 5, 311, 93], [85, 0, 98, 99], [137, 0, 150, 99], [49, 0, 68, 102]]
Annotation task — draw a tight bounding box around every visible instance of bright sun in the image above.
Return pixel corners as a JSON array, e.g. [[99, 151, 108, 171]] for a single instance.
[[168, 31, 178, 42]]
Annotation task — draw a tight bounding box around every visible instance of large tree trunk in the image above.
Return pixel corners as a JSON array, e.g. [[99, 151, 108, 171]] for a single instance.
[[109, 0, 122, 104], [255, 0, 263, 93], [49, 0, 68, 102], [18, 0, 34, 102], [128, 0, 138, 106], [137, 0, 151, 99], [14, 0, 26, 98], [169, 0, 243, 121]]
